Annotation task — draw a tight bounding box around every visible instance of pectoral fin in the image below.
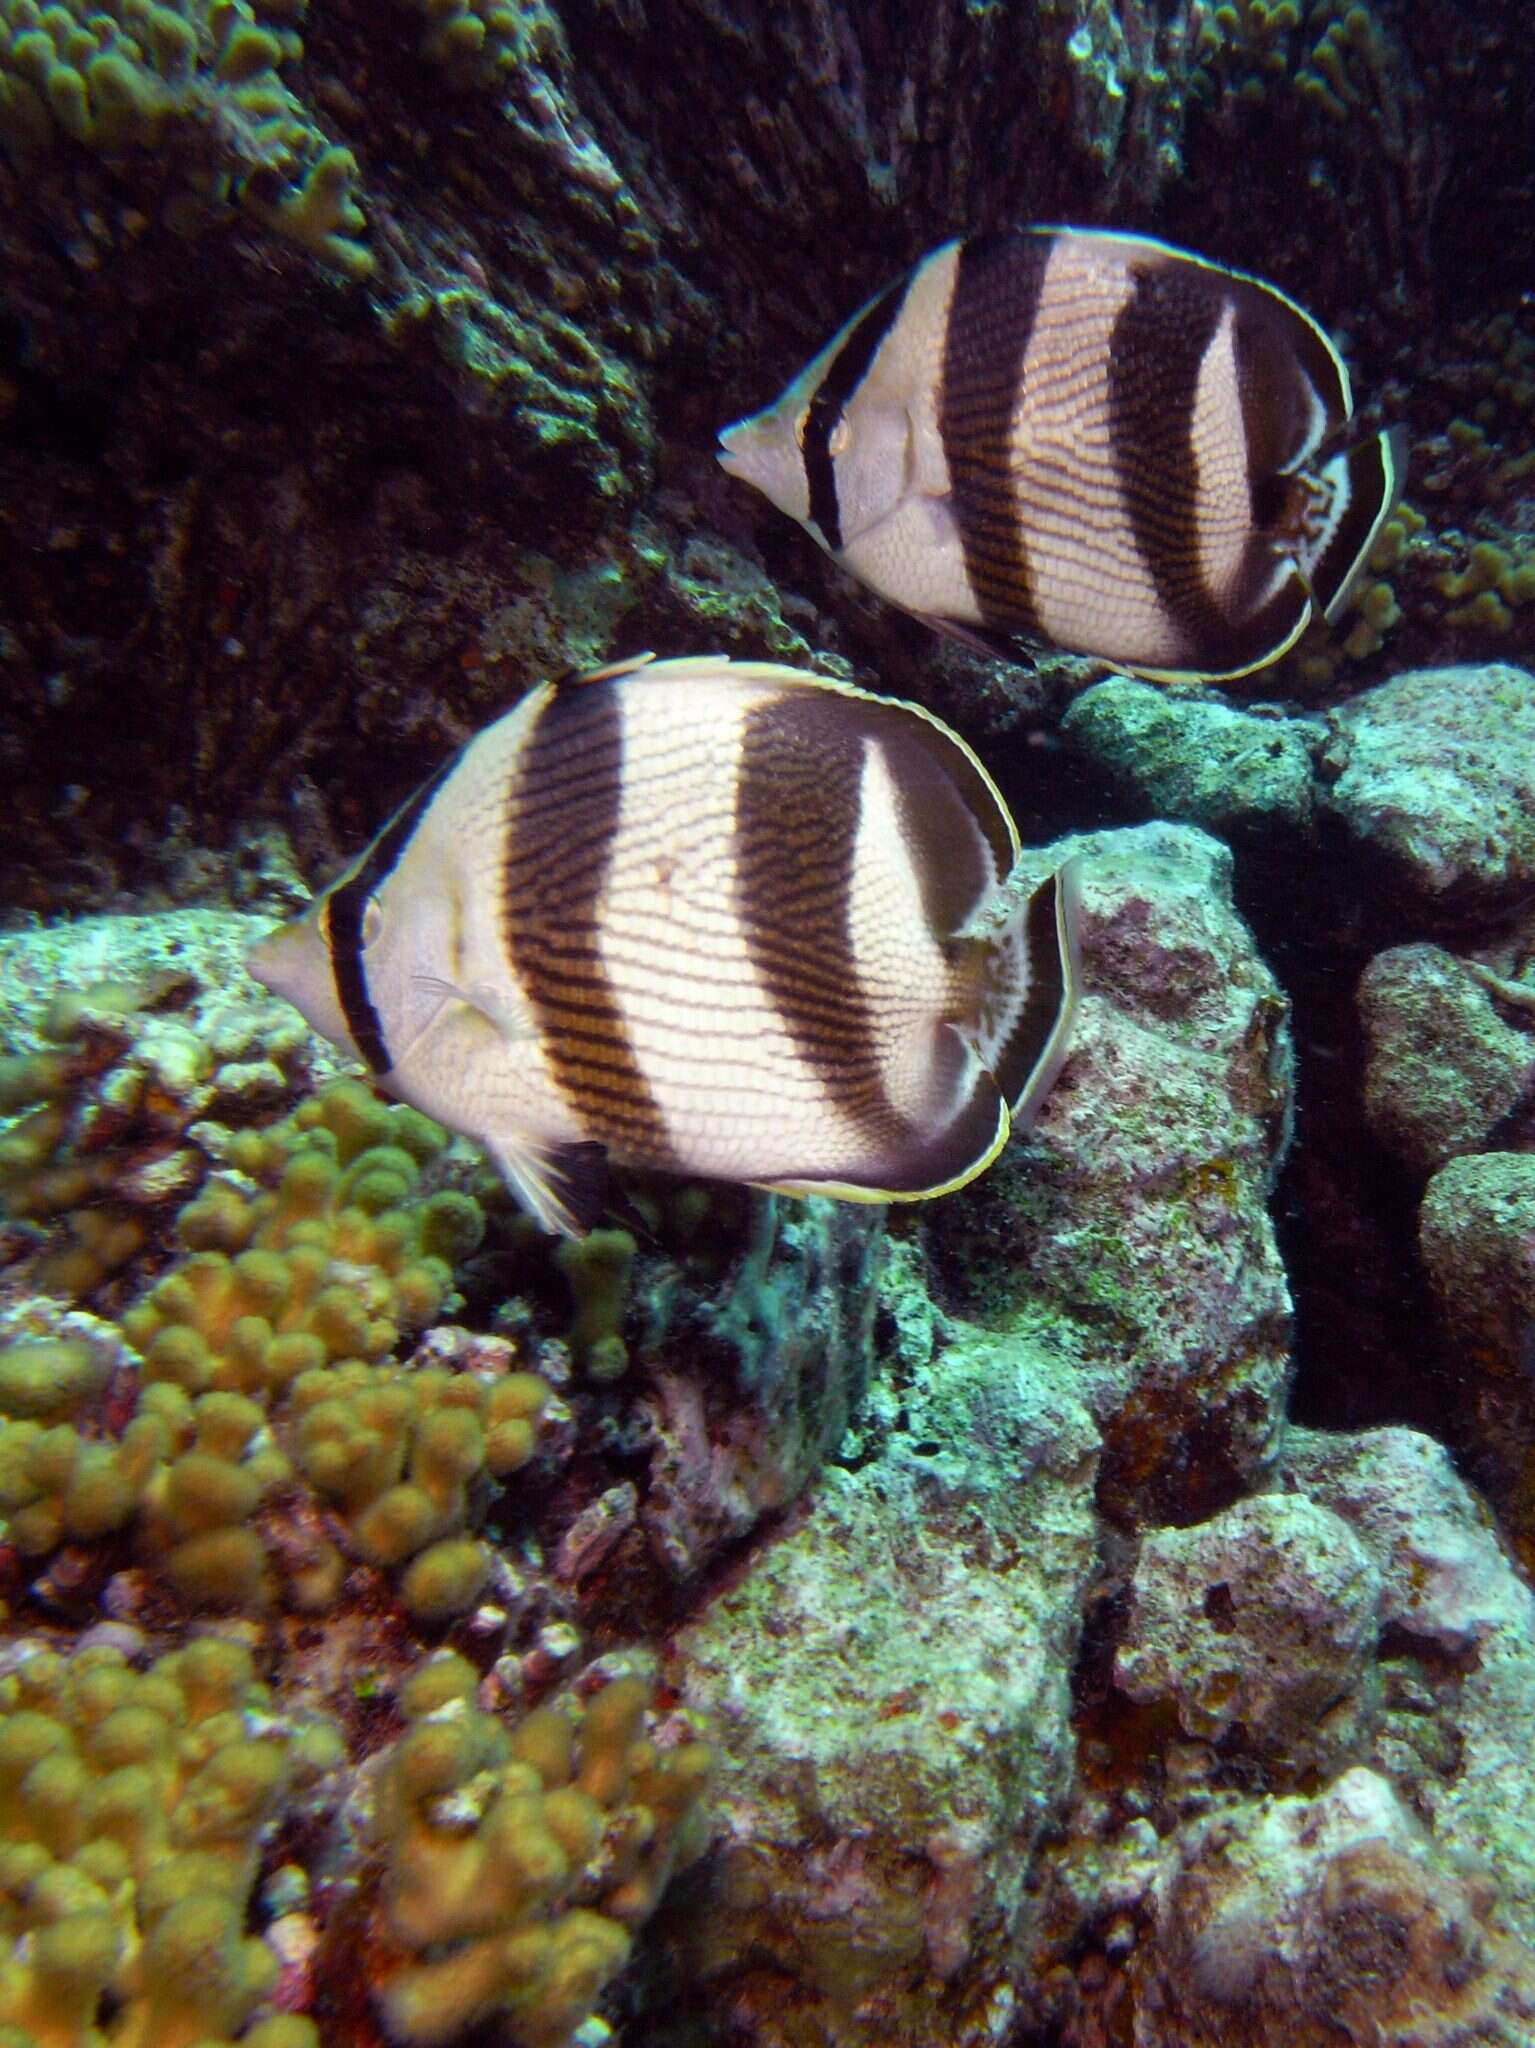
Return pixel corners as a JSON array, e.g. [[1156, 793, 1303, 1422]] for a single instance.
[[482, 1132, 609, 1238], [410, 976, 532, 1045]]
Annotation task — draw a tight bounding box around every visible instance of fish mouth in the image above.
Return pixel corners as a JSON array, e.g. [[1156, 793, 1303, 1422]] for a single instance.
[[716, 410, 809, 522], [245, 925, 287, 994], [245, 917, 316, 1008], [716, 415, 757, 482]]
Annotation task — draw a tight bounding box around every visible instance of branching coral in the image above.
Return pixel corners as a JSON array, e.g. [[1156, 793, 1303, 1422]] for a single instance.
[[289, 1359, 551, 1621], [122, 1079, 478, 1400], [0, 1635, 340, 2048], [0, 0, 372, 276], [367, 1650, 712, 2046]]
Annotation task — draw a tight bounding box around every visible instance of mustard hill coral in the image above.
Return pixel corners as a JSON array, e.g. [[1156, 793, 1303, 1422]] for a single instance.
[[0, 966, 314, 1306], [1190, 0, 1393, 123], [405, 0, 556, 92], [0, 1079, 556, 1622], [1439, 535, 1535, 636], [288, 1359, 551, 1621], [0, 0, 371, 276], [121, 1079, 478, 1404], [368, 1650, 712, 2046], [554, 1228, 634, 1382], [0, 1634, 340, 2048]]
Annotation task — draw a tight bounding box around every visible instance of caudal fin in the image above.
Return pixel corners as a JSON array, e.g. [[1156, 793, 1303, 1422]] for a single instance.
[[1308, 425, 1409, 625], [977, 858, 1083, 1130]]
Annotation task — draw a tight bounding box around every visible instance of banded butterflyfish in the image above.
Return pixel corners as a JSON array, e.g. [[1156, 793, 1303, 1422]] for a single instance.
[[248, 655, 1082, 1238], [718, 226, 1407, 684]]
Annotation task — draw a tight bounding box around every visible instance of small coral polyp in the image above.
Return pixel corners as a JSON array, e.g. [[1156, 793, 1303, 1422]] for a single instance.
[[369, 1652, 712, 2047], [0, 1634, 339, 2048]]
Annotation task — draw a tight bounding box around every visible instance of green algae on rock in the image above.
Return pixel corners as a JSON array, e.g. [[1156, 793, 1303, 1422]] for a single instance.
[[924, 822, 1295, 1529], [668, 1321, 1099, 2046], [1063, 677, 1323, 838], [1319, 663, 1535, 913]]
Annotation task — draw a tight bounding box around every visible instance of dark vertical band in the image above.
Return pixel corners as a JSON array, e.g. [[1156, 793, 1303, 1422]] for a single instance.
[[501, 678, 677, 1165], [734, 691, 910, 1154], [995, 871, 1069, 1114], [325, 753, 458, 1074], [1107, 263, 1230, 663], [803, 277, 907, 551], [938, 230, 1051, 636]]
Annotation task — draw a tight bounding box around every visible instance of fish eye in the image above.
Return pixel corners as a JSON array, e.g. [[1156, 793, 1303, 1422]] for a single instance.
[[362, 897, 384, 948], [793, 406, 810, 450], [828, 418, 852, 457]]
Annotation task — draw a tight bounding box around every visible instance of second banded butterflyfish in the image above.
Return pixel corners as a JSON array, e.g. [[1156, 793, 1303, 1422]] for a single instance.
[[248, 654, 1082, 1238], [718, 226, 1407, 685]]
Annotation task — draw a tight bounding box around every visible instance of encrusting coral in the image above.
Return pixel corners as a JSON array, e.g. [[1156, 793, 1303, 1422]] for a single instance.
[[366, 1649, 712, 2047], [0, 1634, 340, 2048]]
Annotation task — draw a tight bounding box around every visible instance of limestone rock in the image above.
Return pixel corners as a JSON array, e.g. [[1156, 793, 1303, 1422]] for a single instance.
[[1318, 663, 1535, 912], [1360, 943, 1535, 1176]]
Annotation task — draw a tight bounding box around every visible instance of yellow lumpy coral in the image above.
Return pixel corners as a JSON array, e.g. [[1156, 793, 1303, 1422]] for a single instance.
[[0, 1636, 337, 2048], [122, 1081, 480, 1404], [288, 1361, 549, 1618], [369, 1653, 712, 2046], [406, 0, 558, 88], [0, 0, 371, 275], [0, 1080, 541, 1619]]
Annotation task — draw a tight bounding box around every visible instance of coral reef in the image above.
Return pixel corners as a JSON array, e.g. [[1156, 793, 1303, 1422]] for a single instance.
[[1318, 663, 1535, 913], [1033, 1424, 1535, 2041], [668, 1313, 1100, 2046], [924, 822, 1295, 1529], [0, 914, 320, 1307], [1419, 1152, 1535, 1572], [1360, 943, 1535, 1175], [1, 1055, 577, 1625], [0, 1633, 339, 2048], [0, 0, 371, 275], [2, 0, 1534, 2038], [363, 1648, 711, 2046], [1062, 677, 1322, 839], [1115, 1492, 1383, 1775]]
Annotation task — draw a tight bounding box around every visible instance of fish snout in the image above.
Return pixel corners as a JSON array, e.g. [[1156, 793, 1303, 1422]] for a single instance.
[[717, 410, 810, 523]]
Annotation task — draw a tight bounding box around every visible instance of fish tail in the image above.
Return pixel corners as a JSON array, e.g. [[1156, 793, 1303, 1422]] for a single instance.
[[968, 858, 1083, 1130], [1305, 424, 1409, 625]]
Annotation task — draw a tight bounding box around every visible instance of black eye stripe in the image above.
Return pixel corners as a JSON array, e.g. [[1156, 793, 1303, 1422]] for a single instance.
[[804, 276, 908, 551], [324, 752, 458, 1074]]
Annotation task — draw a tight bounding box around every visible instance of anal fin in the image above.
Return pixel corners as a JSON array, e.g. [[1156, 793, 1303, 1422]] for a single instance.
[[482, 1133, 609, 1238], [920, 613, 1045, 669]]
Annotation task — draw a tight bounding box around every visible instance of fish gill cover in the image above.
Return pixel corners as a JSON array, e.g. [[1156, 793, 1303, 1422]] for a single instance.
[[0, 1, 1533, 2045]]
